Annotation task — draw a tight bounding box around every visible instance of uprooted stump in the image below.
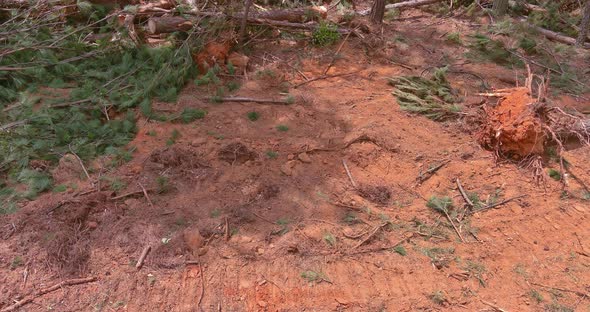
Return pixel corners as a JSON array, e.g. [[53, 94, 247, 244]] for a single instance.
[[477, 87, 547, 159]]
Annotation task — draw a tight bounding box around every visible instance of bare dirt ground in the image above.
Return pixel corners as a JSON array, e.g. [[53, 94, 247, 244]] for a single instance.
[[2, 8, 590, 312]]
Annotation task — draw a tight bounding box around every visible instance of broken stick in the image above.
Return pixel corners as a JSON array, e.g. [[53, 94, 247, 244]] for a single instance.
[[136, 245, 152, 270], [352, 222, 388, 249], [456, 178, 473, 208], [110, 188, 155, 200], [138, 182, 154, 208], [342, 159, 357, 188], [468, 195, 527, 215], [204, 96, 292, 104], [1, 277, 97, 312], [416, 160, 450, 184]]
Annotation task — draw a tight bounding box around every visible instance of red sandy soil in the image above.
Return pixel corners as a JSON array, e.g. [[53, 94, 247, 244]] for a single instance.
[[2, 8, 590, 312]]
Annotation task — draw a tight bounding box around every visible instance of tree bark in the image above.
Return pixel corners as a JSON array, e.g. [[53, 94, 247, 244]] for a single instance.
[[493, 0, 509, 16], [147, 16, 193, 34], [370, 0, 386, 24], [530, 24, 590, 48], [238, 0, 253, 46], [384, 0, 444, 10], [255, 6, 326, 23], [577, 0, 590, 46]]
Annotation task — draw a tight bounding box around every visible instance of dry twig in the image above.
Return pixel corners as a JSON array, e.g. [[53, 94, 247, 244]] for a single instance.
[[1, 277, 97, 312], [136, 245, 151, 270], [456, 178, 473, 208], [468, 195, 527, 215], [138, 182, 154, 208], [352, 222, 388, 249], [342, 159, 357, 188]]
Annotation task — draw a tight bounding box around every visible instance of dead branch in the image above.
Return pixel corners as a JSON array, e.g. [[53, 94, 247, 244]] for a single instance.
[[385, 0, 445, 10], [444, 209, 465, 243], [238, 0, 253, 46], [342, 159, 357, 188], [197, 257, 205, 310], [480, 299, 509, 312], [348, 233, 414, 255], [138, 182, 154, 208], [204, 96, 292, 104], [456, 178, 473, 208], [1, 277, 97, 312], [529, 24, 590, 48], [247, 18, 358, 36], [224, 217, 230, 241], [293, 69, 362, 88], [415, 160, 450, 184], [135, 245, 151, 270], [468, 195, 527, 215], [110, 188, 155, 200], [531, 282, 590, 298], [352, 222, 388, 249], [323, 28, 354, 75], [68, 147, 91, 180], [147, 16, 193, 34]]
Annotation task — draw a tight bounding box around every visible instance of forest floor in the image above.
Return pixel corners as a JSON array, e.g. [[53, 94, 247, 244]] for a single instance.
[[2, 6, 590, 312]]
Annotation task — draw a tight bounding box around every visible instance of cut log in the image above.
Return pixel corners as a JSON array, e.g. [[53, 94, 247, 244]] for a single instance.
[[385, 0, 445, 10], [508, 0, 546, 13], [530, 24, 590, 48], [246, 18, 357, 35], [147, 16, 193, 34], [370, 0, 386, 24], [253, 6, 327, 22]]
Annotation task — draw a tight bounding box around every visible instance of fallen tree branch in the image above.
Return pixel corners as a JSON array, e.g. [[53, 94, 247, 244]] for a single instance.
[[110, 188, 156, 200], [526, 23, 590, 48], [203, 96, 293, 104], [456, 178, 473, 208], [1, 277, 97, 312], [293, 70, 362, 88], [247, 18, 358, 36], [147, 16, 193, 34], [531, 282, 590, 298], [385, 0, 445, 10], [342, 159, 357, 188], [468, 195, 527, 215], [348, 233, 414, 255], [415, 160, 450, 184], [135, 245, 151, 270], [352, 222, 388, 249]]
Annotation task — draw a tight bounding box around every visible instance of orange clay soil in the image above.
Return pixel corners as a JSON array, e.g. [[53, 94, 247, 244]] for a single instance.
[[477, 87, 547, 159], [2, 9, 590, 312]]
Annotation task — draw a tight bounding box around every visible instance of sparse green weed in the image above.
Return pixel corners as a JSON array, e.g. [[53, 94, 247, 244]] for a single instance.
[[247, 111, 260, 121], [312, 22, 340, 46], [266, 150, 278, 159], [393, 245, 407, 256], [276, 125, 289, 132]]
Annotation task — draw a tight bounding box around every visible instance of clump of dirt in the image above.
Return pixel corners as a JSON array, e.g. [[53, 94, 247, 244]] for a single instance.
[[193, 41, 231, 74], [477, 87, 546, 159], [149, 146, 206, 170], [357, 184, 391, 206], [256, 184, 280, 200], [218, 143, 257, 164], [41, 192, 110, 275]]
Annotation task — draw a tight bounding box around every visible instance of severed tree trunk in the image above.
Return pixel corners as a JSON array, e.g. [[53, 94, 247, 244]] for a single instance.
[[370, 0, 386, 24], [578, 0, 590, 46], [238, 0, 253, 46], [493, 0, 509, 16], [147, 16, 193, 34]]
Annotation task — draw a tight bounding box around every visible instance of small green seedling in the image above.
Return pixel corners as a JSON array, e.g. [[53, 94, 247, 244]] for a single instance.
[[276, 125, 289, 132], [247, 111, 260, 121]]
